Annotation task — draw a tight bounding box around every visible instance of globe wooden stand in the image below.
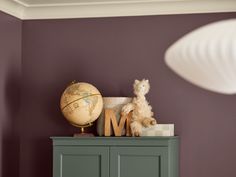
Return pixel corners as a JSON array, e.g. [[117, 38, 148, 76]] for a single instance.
[[73, 123, 95, 137]]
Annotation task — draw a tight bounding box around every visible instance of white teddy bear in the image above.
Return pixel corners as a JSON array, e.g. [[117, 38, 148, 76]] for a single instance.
[[122, 79, 157, 136]]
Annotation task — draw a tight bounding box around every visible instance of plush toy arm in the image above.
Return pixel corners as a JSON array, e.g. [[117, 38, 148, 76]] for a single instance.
[[142, 117, 157, 127], [121, 103, 135, 115]]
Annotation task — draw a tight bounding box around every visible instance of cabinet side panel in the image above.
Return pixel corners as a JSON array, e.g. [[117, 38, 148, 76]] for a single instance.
[[53, 147, 61, 177], [168, 139, 179, 177]]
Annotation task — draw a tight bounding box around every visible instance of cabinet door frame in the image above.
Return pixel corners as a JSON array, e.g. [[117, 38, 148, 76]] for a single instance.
[[110, 146, 168, 177], [53, 146, 109, 177]]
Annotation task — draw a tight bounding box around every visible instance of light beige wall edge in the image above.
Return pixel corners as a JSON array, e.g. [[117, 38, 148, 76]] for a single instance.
[[1, 0, 236, 20]]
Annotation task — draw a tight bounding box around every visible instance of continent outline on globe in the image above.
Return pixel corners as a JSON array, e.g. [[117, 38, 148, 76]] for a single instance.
[[60, 82, 103, 127]]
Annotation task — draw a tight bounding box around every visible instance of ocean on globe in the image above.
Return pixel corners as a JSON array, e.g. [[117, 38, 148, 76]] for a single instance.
[[60, 82, 103, 127]]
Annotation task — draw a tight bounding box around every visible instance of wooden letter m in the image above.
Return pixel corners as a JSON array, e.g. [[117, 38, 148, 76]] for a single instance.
[[104, 109, 131, 136]]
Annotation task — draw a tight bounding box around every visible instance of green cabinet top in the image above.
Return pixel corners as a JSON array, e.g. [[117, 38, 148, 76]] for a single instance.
[[51, 136, 179, 146]]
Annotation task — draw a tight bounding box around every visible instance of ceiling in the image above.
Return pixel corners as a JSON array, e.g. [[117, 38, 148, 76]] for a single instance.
[[1, 0, 236, 19], [15, 0, 157, 6]]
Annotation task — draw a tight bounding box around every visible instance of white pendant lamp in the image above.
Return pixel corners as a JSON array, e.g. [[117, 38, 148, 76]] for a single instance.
[[165, 19, 236, 94]]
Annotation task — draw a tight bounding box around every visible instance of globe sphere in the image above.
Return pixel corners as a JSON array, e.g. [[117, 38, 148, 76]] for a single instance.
[[60, 82, 103, 127]]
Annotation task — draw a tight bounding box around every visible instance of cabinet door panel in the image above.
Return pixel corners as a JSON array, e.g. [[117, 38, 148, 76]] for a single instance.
[[110, 147, 168, 177], [53, 146, 109, 177]]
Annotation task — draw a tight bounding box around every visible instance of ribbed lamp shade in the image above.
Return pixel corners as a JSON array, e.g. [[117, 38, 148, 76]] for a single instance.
[[165, 19, 236, 94]]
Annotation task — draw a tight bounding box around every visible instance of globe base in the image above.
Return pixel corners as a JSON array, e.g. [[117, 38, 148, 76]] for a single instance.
[[72, 125, 95, 137]]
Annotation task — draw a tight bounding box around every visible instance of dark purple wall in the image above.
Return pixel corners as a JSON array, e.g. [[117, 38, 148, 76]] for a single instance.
[[0, 11, 21, 177], [13, 12, 236, 177]]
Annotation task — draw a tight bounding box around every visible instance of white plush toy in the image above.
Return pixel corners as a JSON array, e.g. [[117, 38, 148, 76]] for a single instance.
[[122, 79, 157, 136]]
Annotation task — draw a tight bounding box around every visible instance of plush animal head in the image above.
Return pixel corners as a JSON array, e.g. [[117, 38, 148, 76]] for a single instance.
[[133, 79, 150, 96]]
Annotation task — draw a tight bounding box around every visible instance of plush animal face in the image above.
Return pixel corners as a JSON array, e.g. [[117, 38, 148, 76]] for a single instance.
[[133, 79, 150, 96]]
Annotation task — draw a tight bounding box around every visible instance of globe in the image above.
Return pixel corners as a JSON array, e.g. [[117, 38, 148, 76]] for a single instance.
[[60, 82, 103, 133]]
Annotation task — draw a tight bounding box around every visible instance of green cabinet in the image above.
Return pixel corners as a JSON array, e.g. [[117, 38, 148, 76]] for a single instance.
[[52, 137, 179, 177]]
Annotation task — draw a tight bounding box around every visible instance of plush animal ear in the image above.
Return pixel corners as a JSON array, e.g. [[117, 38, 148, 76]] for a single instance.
[[142, 79, 149, 83], [134, 79, 140, 85]]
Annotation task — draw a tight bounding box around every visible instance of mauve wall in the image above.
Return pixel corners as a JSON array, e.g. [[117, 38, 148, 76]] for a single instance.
[[0, 11, 21, 177], [21, 12, 236, 177]]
